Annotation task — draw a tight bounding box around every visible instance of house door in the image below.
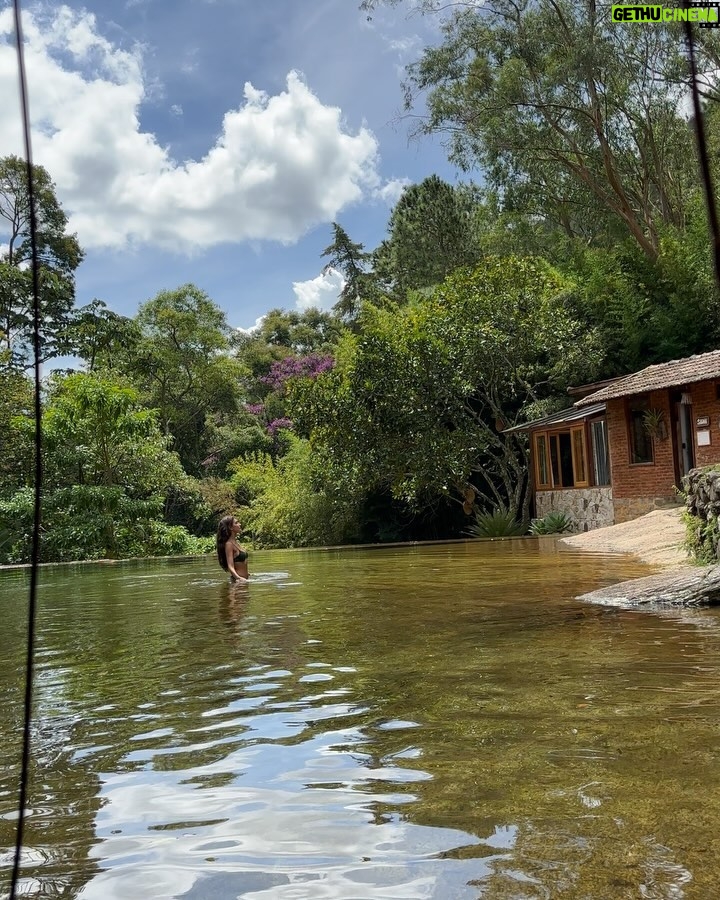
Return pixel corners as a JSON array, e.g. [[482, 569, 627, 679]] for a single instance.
[[674, 400, 695, 479]]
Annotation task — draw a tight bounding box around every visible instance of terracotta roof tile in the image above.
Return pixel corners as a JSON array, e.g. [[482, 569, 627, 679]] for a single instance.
[[575, 349, 720, 406]]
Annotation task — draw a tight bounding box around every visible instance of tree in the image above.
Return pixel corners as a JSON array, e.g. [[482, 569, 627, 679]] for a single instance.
[[373, 175, 479, 297], [64, 299, 140, 373], [320, 222, 378, 319], [236, 306, 344, 359], [291, 257, 599, 525], [364, 1, 717, 259], [0, 372, 196, 562], [120, 284, 243, 475], [0, 155, 84, 368], [0, 366, 34, 499]]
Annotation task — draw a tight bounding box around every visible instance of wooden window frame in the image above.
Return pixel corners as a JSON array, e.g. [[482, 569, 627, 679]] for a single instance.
[[570, 425, 590, 488], [533, 423, 591, 490], [533, 432, 552, 489]]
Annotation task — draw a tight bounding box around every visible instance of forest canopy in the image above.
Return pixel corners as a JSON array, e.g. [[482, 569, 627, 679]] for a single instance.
[[2, 3, 719, 559]]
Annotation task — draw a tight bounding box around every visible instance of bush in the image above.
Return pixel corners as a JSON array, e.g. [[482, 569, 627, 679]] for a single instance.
[[528, 512, 575, 535], [0, 485, 213, 563], [464, 507, 526, 538], [241, 437, 362, 548]]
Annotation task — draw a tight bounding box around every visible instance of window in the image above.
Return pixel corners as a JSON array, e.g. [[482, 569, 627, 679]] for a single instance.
[[591, 419, 610, 485], [571, 427, 589, 487], [534, 433, 551, 488], [628, 399, 654, 464], [533, 424, 590, 489]]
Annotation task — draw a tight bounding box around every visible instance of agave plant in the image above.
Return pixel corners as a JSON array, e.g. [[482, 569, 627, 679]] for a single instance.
[[464, 507, 526, 538], [528, 512, 575, 535]]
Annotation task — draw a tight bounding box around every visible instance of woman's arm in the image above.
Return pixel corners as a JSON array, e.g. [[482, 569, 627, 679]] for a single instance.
[[225, 541, 240, 579]]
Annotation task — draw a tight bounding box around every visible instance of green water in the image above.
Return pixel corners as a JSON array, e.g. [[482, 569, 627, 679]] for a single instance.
[[1, 540, 720, 899]]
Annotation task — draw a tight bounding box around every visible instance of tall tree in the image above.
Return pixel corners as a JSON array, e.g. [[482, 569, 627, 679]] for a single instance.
[[320, 222, 377, 320], [291, 256, 598, 524], [121, 284, 243, 474], [0, 155, 84, 367], [362, 1, 718, 259], [65, 299, 140, 373], [0, 372, 190, 562], [373, 175, 479, 297]]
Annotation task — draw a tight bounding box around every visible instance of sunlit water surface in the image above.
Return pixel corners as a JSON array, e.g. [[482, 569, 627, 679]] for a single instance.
[[1, 540, 720, 899]]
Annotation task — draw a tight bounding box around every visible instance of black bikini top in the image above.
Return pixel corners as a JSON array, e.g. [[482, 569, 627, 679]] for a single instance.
[[234, 549, 248, 563]]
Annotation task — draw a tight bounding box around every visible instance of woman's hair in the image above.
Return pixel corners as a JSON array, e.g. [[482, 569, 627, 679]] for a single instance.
[[216, 515, 235, 570]]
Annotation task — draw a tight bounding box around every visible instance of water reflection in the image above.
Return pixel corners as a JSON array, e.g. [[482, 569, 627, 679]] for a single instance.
[[1, 541, 719, 898]]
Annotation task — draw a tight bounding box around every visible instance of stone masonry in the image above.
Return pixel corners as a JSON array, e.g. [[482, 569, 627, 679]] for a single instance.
[[535, 486, 614, 532], [683, 466, 720, 561]]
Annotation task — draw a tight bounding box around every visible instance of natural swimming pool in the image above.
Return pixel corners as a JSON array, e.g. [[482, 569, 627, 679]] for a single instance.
[[1, 540, 720, 899]]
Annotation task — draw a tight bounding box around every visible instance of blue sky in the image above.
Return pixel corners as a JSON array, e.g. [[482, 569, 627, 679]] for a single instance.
[[0, 0, 461, 333]]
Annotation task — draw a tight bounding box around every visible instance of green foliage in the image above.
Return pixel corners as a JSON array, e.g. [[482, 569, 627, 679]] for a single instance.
[[235, 438, 362, 548], [228, 453, 278, 507], [291, 256, 598, 525], [567, 221, 720, 377], [682, 467, 720, 564], [464, 507, 526, 538], [321, 223, 379, 319], [682, 507, 719, 565], [0, 155, 84, 369], [0, 367, 34, 496], [0, 372, 200, 563], [397, 1, 711, 258], [163, 476, 237, 536], [43, 372, 184, 491], [117, 284, 244, 475], [0, 486, 210, 564], [65, 299, 140, 372], [373, 176, 480, 299], [528, 512, 575, 535]]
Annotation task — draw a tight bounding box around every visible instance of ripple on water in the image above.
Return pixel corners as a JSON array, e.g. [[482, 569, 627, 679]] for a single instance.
[[2, 545, 720, 899]]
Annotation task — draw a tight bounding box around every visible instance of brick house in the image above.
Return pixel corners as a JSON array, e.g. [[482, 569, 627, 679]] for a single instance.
[[510, 349, 720, 531]]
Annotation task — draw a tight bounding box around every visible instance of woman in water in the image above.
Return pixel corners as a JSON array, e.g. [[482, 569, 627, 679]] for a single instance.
[[216, 515, 250, 581]]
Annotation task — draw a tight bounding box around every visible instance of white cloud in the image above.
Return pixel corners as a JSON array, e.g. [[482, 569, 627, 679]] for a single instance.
[[236, 314, 266, 336], [375, 177, 410, 206], [169, 104, 183, 117], [292, 267, 345, 312], [0, 6, 382, 252]]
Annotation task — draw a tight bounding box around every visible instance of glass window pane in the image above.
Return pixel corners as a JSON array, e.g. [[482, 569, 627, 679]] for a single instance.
[[591, 420, 610, 485], [559, 433, 574, 487], [549, 435, 561, 487], [629, 406, 653, 463], [572, 428, 586, 484], [535, 433, 550, 486]]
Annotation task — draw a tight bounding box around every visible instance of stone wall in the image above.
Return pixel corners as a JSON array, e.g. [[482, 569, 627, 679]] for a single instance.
[[613, 496, 681, 523], [683, 467, 720, 562], [535, 487, 614, 532]]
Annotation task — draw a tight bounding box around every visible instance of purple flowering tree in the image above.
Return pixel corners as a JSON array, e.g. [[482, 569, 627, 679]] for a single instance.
[[260, 354, 334, 393], [243, 354, 333, 451], [267, 417, 294, 436]]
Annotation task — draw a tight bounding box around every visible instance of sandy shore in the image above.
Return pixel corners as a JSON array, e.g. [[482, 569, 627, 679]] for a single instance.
[[560, 506, 689, 569]]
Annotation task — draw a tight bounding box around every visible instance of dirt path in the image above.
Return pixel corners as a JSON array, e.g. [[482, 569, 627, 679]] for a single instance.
[[560, 507, 689, 569]]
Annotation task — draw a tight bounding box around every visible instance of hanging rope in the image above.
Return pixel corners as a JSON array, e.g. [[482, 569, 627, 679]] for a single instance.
[[9, 1, 43, 898]]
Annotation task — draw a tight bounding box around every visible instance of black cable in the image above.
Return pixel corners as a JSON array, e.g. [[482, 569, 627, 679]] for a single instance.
[[9, 1, 43, 898], [682, 3, 720, 290]]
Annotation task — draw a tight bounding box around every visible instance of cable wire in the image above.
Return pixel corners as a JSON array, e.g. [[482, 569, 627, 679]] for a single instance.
[[9, 1, 43, 898]]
